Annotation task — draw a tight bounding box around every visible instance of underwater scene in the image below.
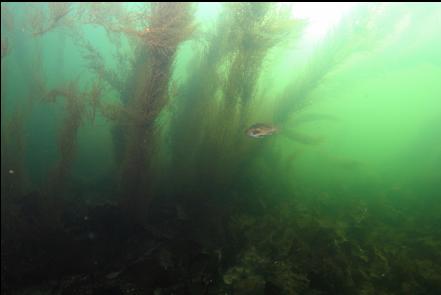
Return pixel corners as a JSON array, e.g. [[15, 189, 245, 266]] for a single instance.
[[1, 2, 441, 294]]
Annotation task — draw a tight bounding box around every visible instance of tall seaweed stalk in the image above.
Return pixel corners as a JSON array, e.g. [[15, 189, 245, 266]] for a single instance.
[[41, 80, 102, 228], [222, 3, 304, 127], [169, 3, 304, 196], [118, 3, 194, 221]]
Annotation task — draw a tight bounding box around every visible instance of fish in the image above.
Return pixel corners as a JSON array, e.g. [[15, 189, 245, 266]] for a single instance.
[[245, 123, 278, 138], [245, 122, 324, 145]]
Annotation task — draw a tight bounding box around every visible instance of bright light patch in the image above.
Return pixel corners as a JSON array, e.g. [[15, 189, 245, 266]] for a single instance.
[[288, 2, 359, 41]]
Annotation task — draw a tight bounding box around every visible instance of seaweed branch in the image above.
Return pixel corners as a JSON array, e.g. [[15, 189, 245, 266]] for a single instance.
[[30, 3, 72, 37], [274, 4, 386, 124], [41, 79, 104, 227]]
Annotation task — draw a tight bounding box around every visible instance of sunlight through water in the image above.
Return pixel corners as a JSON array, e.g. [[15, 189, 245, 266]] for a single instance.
[[287, 2, 358, 41]]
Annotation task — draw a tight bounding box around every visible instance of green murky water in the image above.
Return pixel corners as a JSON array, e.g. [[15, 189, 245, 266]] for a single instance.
[[1, 3, 440, 294]]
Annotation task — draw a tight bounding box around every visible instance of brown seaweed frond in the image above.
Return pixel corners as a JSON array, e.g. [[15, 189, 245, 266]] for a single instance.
[[1, 38, 9, 59], [78, 2, 125, 26], [100, 3, 195, 57], [117, 3, 196, 220], [143, 3, 195, 54], [221, 3, 305, 126], [41, 77, 106, 227], [1, 3, 15, 32], [30, 3, 72, 37], [86, 79, 104, 124]]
